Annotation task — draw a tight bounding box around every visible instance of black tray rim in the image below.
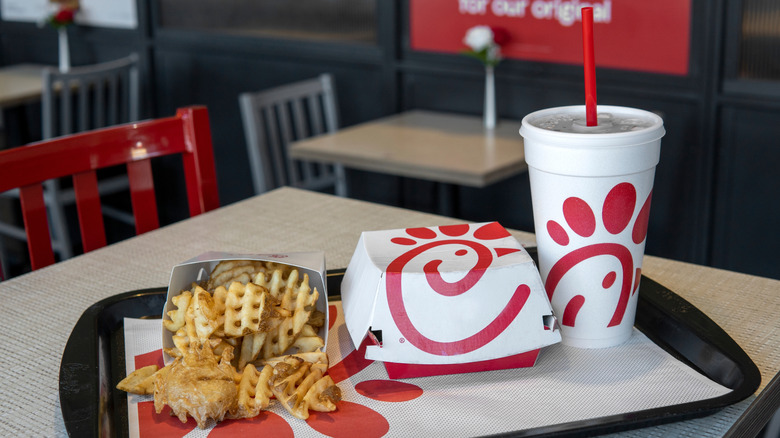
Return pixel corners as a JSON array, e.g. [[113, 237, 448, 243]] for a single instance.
[[59, 267, 761, 437]]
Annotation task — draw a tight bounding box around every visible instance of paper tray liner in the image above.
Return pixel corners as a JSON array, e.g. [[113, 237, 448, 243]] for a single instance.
[[117, 301, 731, 437]]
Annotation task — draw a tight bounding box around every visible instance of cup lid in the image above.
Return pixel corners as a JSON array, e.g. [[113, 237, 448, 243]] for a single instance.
[[520, 105, 665, 147], [520, 106, 665, 176]]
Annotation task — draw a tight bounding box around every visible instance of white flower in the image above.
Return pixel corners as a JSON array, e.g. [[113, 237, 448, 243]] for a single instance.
[[463, 25, 495, 52]]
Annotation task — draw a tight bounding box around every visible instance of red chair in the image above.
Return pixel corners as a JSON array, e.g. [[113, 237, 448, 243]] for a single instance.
[[0, 106, 220, 271]]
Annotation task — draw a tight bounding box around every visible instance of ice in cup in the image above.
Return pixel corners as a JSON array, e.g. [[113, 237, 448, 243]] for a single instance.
[[519, 105, 665, 348]]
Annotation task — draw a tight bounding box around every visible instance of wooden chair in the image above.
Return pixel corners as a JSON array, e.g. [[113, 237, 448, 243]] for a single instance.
[[0, 54, 140, 262], [0, 106, 220, 272], [239, 73, 347, 196]]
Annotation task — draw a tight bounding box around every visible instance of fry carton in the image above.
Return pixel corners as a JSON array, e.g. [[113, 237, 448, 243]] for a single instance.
[[161, 251, 328, 365], [341, 222, 560, 379]]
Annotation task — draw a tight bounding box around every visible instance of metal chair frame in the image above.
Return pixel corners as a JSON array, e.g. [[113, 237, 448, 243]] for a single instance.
[[0, 106, 219, 272], [0, 54, 140, 264], [239, 73, 347, 196]]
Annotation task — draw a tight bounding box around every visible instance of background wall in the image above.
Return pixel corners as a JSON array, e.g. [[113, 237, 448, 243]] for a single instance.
[[1, 0, 778, 280]]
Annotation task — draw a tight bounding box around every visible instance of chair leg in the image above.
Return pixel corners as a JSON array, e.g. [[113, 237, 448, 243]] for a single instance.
[[44, 180, 74, 260], [763, 407, 780, 438], [334, 164, 348, 197], [0, 241, 8, 281]]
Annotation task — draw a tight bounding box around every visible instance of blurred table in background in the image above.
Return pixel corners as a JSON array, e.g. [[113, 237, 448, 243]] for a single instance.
[[290, 110, 527, 215], [0, 64, 45, 108], [0, 64, 45, 149]]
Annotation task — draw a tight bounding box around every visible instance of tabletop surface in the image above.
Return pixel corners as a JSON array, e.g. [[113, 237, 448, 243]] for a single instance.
[[289, 110, 528, 187], [0, 187, 777, 437], [0, 64, 45, 107]]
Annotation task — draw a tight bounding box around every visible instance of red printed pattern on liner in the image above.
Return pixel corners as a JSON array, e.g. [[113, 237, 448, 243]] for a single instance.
[[132, 305, 423, 437]]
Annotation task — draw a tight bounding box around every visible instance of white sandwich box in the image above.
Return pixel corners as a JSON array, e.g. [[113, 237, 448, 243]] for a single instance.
[[341, 222, 561, 379]]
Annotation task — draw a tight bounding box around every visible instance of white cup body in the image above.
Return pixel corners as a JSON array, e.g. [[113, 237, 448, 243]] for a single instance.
[[520, 106, 665, 348]]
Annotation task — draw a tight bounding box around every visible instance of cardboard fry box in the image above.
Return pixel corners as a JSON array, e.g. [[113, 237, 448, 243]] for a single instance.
[[341, 222, 561, 379], [161, 251, 328, 365]]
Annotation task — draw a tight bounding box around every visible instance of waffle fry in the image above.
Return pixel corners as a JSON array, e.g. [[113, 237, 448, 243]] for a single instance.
[[253, 268, 287, 300], [238, 331, 268, 369], [224, 281, 272, 338], [163, 290, 191, 332], [233, 363, 274, 419], [189, 285, 219, 342], [116, 365, 159, 395], [208, 260, 295, 291], [291, 332, 325, 354], [292, 278, 318, 334], [261, 351, 329, 375], [163, 268, 321, 352], [128, 259, 336, 427], [269, 356, 341, 420], [270, 356, 312, 419], [206, 260, 266, 290], [304, 375, 340, 413], [211, 285, 228, 338], [164, 328, 188, 358], [274, 316, 296, 356], [307, 310, 326, 329]]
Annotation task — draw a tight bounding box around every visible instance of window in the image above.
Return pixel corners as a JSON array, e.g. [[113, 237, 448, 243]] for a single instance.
[[157, 0, 377, 44], [738, 0, 780, 80]]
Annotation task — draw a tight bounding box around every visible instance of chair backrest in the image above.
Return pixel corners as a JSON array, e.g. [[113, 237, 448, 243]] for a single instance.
[[34, 54, 141, 261], [0, 106, 220, 271], [239, 73, 345, 195], [42, 53, 140, 139]]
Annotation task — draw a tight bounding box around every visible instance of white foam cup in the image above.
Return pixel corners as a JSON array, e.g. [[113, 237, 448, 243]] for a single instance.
[[520, 105, 665, 348]]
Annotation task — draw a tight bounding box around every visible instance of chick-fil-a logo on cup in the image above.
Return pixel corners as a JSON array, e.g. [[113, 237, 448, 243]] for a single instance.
[[544, 182, 651, 329], [384, 223, 531, 356]]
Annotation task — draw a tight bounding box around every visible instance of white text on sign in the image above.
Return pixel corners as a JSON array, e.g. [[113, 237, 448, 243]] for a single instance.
[[459, 0, 612, 27]]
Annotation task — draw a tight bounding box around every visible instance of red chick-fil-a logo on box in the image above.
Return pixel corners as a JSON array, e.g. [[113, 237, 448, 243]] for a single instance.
[[384, 223, 530, 356]]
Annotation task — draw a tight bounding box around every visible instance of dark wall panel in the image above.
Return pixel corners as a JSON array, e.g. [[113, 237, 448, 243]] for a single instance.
[[712, 106, 780, 279], [154, 47, 387, 206], [401, 71, 709, 263], [0, 25, 140, 67]]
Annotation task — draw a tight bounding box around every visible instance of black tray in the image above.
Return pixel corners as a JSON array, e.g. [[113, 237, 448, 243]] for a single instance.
[[60, 265, 761, 437]]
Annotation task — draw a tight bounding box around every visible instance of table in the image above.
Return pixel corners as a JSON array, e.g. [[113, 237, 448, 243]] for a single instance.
[[0, 64, 45, 108], [289, 110, 527, 214], [0, 64, 45, 149], [0, 187, 777, 436]]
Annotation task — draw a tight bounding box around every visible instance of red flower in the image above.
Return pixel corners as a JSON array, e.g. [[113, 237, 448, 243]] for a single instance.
[[50, 7, 77, 27], [55, 8, 75, 23], [490, 27, 510, 46]]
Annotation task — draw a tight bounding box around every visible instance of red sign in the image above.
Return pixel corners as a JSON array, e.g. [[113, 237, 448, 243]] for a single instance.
[[410, 0, 691, 75]]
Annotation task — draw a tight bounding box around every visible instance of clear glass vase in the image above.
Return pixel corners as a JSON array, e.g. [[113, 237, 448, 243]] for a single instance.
[[58, 28, 70, 73], [484, 65, 496, 130]]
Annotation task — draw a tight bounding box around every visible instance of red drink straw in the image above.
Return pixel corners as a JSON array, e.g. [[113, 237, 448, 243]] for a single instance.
[[582, 7, 597, 126]]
